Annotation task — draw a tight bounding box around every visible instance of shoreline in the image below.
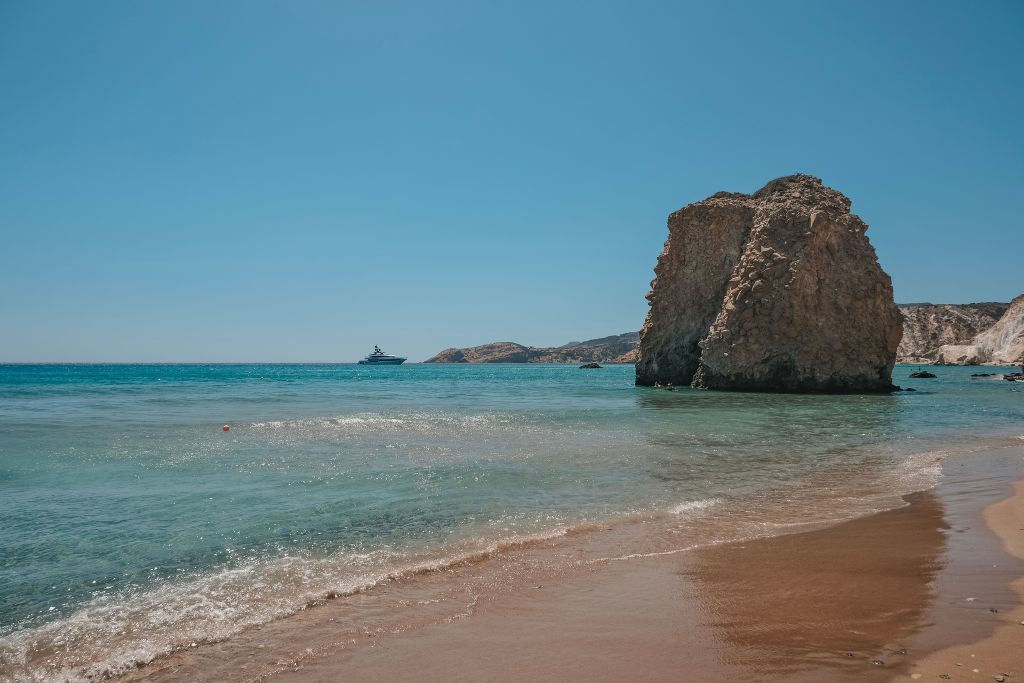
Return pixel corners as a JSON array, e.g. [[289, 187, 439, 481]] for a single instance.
[[118, 442, 1024, 683], [893, 477, 1024, 680]]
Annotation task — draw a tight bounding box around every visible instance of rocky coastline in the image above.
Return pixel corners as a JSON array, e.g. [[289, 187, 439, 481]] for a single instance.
[[897, 301, 1011, 364], [930, 294, 1024, 365]]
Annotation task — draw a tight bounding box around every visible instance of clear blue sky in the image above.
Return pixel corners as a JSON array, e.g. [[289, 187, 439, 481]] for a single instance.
[[1, 1, 1021, 362]]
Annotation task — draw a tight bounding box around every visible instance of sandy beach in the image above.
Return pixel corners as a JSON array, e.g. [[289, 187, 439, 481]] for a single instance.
[[119, 443, 1024, 683], [894, 475, 1024, 681]]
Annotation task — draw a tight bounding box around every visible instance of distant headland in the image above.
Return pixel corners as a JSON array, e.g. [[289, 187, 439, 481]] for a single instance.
[[424, 333, 639, 364]]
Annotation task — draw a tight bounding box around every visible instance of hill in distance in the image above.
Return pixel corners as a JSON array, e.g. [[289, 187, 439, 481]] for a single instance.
[[424, 333, 639, 364]]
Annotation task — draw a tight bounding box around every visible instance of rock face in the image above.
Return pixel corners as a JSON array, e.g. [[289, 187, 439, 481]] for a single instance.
[[425, 332, 638, 364], [896, 302, 1008, 363], [637, 174, 902, 392], [609, 348, 639, 364], [935, 295, 1024, 365]]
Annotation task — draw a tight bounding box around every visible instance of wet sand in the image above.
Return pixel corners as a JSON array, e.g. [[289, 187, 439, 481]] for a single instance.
[[129, 444, 1024, 682], [893, 477, 1024, 681]]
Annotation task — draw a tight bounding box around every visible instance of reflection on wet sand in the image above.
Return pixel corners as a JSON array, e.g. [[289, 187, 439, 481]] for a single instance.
[[687, 490, 947, 678], [122, 449, 1023, 683]]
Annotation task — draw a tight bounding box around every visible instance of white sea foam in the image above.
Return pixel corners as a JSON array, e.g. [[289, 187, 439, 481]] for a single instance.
[[668, 498, 721, 515], [0, 526, 575, 683], [247, 412, 512, 431], [241, 412, 533, 445]]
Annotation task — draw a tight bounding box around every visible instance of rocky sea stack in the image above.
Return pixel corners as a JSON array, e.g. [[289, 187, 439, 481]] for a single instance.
[[637, 174, 902, 392]]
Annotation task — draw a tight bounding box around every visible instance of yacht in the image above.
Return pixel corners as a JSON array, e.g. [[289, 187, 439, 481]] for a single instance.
[[358, 345, 407, 365]]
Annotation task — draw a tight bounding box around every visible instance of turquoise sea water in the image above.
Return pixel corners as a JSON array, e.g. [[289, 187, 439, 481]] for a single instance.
[[1, 363, 1022, 681]]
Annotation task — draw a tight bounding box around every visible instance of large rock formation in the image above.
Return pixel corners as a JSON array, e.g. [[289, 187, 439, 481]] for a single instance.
[[425, 332, 639, 364], [637, 174, 902, 392], [935, 294, 1024, 365], [896, 302, 1009, 363]]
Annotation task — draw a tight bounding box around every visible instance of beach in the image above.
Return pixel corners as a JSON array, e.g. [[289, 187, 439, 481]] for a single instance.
[[114, 443, 1024, 683], [2, 364, 1023, 682]]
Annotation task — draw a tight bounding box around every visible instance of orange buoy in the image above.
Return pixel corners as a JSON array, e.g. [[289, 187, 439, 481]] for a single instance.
[[222, 424, 230, 432]]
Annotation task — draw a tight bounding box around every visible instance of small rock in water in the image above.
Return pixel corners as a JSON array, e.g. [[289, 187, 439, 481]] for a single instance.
[[990, 607, 999, 613], [871, 659, 884, 666], [995, 676, 1006, 682], [579, 362, 602, 369], [910, 675, 922, 680]]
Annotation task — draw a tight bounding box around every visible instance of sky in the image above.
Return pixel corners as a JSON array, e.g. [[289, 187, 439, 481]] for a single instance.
[[1, 1, 1021, 362]]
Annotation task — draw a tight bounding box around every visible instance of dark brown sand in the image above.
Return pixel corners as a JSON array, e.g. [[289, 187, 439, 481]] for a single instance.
[[128, 445, 1024, 683]]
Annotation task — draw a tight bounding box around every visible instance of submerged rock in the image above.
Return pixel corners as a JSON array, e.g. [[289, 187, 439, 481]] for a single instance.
[[637, 174, 902, 392], [909, 370, 937, 378], [579, 362, 602, 369]]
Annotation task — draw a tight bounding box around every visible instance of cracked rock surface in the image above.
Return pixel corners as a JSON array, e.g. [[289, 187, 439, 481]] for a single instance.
[[637, 174, 902, 392]]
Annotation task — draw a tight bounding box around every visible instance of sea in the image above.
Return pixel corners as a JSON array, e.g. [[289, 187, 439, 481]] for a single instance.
[[1, 363, 1022, 681]]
